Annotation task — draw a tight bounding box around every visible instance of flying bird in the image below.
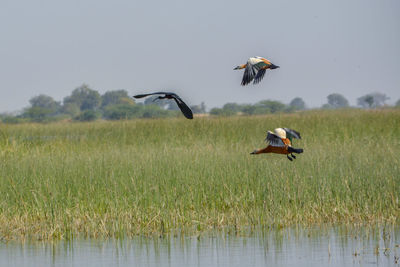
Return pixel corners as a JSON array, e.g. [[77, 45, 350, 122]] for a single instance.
[[234, 56, 279, 86], [250, 128, 303, 161], [133, 92, 193, 119]]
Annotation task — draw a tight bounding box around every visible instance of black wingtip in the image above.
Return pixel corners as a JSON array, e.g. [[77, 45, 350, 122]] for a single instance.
[[182, 110, 193, 119], [133, 94, 147, 99]]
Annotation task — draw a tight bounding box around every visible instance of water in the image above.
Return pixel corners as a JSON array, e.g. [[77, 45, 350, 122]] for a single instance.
[[1, 226, 399, 267]]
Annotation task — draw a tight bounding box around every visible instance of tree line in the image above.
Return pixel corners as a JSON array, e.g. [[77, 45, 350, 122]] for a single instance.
[[0, 84, 399, 123], [0, 84, 205, 123], [207, 92, 397, 116]]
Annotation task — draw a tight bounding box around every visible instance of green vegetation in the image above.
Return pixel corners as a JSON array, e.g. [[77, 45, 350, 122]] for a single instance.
[[322, 93, 350, 109], [357, 92, 390, 108], [1, 83, 397, 123], [1, 84, 191, 123], [210, 99, 295, 116], [0, 109, 399, 241]]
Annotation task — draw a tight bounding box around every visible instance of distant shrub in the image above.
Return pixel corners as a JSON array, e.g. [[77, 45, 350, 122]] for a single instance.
[[321, 103, 333, 109], [1, 116, 27, 124], [141, 105, 171, 118], [289, 97, 306, 110], [209, 108, 235, 116], [103, 104, 142, 120], [222, 103, 242, 113], [74, 110, 99, 122], [22, 107, 54, 122], [241, 105, 257, 115], [256, 100, 286, 113]]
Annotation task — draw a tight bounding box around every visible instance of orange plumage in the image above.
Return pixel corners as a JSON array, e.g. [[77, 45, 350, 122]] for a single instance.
[[250, 128, 303, 161]]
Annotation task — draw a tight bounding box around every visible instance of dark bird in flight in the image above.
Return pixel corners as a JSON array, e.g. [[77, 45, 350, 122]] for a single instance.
[[234, 56, 279, 86], [250, 128, 303, 161], [133, 92, 193, 119]]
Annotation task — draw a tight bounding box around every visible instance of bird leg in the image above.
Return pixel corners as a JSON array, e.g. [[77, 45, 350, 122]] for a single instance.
[[287, 155, 293, 161], [291, 153, 296, 159]]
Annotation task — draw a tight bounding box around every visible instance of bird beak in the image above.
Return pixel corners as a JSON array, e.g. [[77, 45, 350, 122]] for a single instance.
[[270, 64, 280, 69], [250, 150, 257, 155]]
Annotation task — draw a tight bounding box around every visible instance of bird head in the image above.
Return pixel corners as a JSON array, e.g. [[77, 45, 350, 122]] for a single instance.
[[270, 64, 280, 69], [234, 64, 246, 70], [274, 128, 286, 139]]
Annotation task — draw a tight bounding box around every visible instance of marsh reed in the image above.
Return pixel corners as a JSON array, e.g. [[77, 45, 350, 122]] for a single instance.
[[0, 109, 399, 240]]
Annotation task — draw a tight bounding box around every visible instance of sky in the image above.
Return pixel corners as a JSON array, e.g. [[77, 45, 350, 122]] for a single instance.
[[0, 0, 399, 113]]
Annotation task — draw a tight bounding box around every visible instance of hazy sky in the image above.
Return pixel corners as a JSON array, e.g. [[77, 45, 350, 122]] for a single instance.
[[1, 0, 399, 112]]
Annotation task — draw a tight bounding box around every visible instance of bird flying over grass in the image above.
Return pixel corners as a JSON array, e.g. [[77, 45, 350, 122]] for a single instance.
[[234, 56, 279, 86], [250, 128, 303, 161], [133, 92, 193, 119]]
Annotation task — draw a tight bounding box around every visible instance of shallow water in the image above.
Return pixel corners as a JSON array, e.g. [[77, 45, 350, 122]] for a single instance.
[[1, 226, 399, 267]]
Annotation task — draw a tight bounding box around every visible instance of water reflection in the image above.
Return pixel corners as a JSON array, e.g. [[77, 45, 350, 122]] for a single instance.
[[1, 226, 399, 267]]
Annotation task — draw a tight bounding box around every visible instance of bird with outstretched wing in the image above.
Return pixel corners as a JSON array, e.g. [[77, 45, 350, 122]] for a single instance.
[[251, 128, 303, 161], [234, 56, 280, 86], [133, 92, 193, 119]]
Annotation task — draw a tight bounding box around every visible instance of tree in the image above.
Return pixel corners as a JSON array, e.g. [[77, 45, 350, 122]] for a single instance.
[[222, 103, 242, 113], [357, 92, 390, 108], [190, 102, 206, 114], [74, 110, 99, 122], [201, 102, 206, 113], [256, 100, 286, 113], [289, 97, 306, 110], [29, 94, 61, 113], [23, 107, 53, 122], [22, 94, 61, 122], [62, 102, 80, 117], [326, 93, 349, 108], [241, 104, 257, 115], [101, 90, 133, 109], [396, 99, 400, 107], [63, 84, 101, 111]]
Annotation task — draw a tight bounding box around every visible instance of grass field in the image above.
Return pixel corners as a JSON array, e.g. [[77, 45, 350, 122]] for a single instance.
[[0, 109, 399, 240]]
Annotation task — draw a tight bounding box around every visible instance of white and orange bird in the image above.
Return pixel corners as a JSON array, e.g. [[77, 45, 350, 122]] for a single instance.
[[250, 128, 303, 161], [234, 56, 279, 86]]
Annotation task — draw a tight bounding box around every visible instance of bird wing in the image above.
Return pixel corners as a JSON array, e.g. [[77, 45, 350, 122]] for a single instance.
[[241, 64, 258, 86], [253, 69, 266, 84], [133, 93, 157, 99], [256, 57, 272, 65], [171, 94, 193, 119], [265, 131, 286, 147], [133, 92, 193, 119], [283, 128, 301, 140], [133, 92, 171, 98], [241, 58, 270, 86]]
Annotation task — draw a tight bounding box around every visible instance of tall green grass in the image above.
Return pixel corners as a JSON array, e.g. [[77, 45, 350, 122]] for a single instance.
[[0, 109, 399, 240]]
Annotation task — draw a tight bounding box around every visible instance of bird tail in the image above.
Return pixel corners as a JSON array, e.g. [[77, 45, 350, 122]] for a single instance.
[[287, 147, 303, 154]]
